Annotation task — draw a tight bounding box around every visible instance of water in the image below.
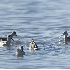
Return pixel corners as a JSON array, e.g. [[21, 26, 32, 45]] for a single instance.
[[0, 0, 70, 69]]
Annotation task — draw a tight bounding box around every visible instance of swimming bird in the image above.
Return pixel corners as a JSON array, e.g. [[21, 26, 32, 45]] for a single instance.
[[63, 31, 70, 43], [29, 39, 39, 50], [0, 31, 17, 46], [16, 46, 25, 57]]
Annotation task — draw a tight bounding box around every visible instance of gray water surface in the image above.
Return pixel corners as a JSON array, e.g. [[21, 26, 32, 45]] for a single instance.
[[0, 0, 70, 69]]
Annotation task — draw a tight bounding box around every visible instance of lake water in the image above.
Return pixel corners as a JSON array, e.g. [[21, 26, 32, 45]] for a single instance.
[[0, 0, 70, 69]]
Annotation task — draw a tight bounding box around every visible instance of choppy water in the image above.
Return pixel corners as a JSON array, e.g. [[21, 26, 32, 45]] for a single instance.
[[0, 0, 70, 69]]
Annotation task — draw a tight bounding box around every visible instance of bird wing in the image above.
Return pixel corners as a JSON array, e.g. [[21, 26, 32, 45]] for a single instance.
[[0, 37, 7, 41]]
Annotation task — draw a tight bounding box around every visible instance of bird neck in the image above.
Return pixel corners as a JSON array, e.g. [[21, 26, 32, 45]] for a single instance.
[[21, 47, 23, 52], [7, 37, 11, 42], [64, 35, 67, 42], [10, 34, 13, 37]]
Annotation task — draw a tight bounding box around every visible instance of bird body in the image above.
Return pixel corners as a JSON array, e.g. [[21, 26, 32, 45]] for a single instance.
[[63, 31, 70, 43], [29, 39, 38, 50], [0, 31, 17, 47], [16, 46, 25, 57]]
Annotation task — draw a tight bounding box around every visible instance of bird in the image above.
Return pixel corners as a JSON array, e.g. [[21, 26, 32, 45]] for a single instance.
[[29, 39, 39, 50], [63, 31, 70, 43], [16, 46, 25, 57], [0, 31, 17, 46]]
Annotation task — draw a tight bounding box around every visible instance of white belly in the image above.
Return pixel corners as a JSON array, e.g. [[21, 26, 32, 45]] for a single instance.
[[0, 41, 7, 47]]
